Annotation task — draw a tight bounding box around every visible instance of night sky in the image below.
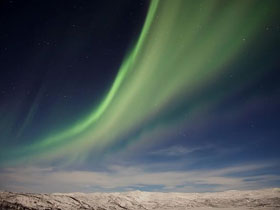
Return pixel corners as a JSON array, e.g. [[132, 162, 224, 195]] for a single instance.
[[0, 0, 280, 193]]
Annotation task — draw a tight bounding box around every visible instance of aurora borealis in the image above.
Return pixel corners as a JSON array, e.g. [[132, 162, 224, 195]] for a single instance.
[[0, 0, 280, 192]]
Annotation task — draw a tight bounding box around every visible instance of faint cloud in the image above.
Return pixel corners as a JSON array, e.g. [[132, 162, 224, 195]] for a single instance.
[[0, 162, 279, 193], [149, 145, 207, 157]]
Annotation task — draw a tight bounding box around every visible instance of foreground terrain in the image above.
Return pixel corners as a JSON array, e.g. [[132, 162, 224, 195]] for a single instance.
[[0, 188, 279, 210]]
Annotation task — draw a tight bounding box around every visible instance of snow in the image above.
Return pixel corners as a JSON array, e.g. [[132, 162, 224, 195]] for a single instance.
[[0, 188, 279, 209]]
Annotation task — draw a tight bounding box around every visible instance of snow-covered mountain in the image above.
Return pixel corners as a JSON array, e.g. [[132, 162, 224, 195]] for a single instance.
[[0, 188, 279, 210]]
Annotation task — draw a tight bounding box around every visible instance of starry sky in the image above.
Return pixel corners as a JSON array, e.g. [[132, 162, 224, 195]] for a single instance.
[[0, 0, 280, 193]]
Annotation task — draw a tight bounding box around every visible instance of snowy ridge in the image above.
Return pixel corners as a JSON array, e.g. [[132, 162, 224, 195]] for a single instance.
[[0, 188, 280, 210]]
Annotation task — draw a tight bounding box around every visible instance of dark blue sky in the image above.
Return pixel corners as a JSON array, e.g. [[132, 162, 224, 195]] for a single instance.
[[0, 0, 279, 193]]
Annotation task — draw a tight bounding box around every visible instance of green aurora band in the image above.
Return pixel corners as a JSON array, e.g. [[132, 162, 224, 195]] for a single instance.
[[3, 0, 278, 164]]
